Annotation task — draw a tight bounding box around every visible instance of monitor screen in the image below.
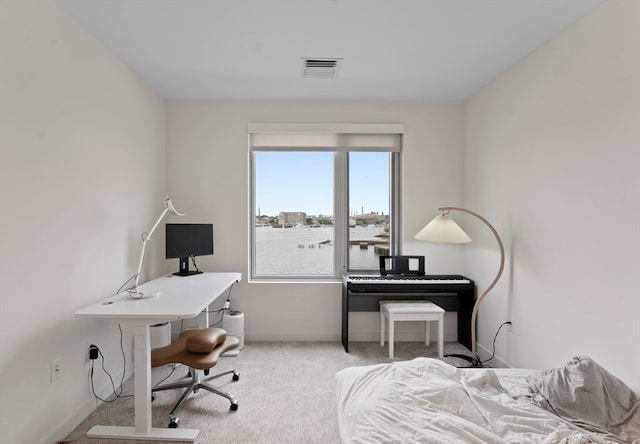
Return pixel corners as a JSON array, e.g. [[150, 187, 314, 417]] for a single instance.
[[166, 223, 213, 276]]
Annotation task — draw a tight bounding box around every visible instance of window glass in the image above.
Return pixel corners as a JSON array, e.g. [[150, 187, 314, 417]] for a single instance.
[[348, 152, 390, 270], [254, 151, 334, 276]]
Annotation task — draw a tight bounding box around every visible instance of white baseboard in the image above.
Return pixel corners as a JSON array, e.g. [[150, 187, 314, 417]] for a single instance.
[[40, 397, 97, 444], [348, 331, 459, 342], [245, 329, 459, 343], [246, 331, 341, 342], [476, 343, 510, 368], [40, 365, 132, 444]]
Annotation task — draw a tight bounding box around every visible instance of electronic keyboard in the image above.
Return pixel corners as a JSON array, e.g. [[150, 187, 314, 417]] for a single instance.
[[345, 274, 470, 284]]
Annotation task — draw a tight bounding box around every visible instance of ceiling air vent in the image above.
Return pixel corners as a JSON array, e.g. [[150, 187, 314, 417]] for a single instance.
[[301, 58, 342, 79]]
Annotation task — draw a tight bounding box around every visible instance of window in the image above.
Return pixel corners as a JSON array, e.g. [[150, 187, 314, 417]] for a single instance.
[[249, 123, 402, 280]]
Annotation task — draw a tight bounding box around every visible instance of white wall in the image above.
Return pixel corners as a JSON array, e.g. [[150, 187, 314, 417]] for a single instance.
[[3, 2, 636, 443], [166, 101, 466, 342], [0, 2, 167, 443], [463, 1, 640, 391]]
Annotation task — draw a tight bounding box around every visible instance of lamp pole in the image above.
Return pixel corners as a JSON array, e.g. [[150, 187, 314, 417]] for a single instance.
[[438, 207, 505, 366]]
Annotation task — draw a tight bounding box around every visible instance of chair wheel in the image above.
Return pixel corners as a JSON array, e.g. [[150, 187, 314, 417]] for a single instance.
[[232, 372, 240, 381], [230, 401, 239, 411], [168, 417, 179, 428]]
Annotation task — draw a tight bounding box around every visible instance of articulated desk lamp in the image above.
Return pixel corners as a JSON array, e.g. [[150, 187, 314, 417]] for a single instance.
[[415, 207, 504, 367], [118, 194, 185, 299]]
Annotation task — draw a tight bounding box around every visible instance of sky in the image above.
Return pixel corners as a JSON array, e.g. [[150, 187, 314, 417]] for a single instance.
[[255, 151, 389, 217]]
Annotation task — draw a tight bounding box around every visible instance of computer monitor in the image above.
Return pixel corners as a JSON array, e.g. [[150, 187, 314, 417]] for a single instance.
[[165, 223, 213, 276]]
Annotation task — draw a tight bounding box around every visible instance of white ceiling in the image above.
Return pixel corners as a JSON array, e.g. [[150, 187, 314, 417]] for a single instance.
[[56, 0, 602, 101]]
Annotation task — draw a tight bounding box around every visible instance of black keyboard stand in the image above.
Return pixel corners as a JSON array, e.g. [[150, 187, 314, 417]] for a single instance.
[[342, 274, 476, 353]]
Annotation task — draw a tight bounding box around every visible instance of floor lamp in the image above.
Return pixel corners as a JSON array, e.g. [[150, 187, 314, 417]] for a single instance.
[[415, 207, 504, 367], [118, 194, 186, 299]]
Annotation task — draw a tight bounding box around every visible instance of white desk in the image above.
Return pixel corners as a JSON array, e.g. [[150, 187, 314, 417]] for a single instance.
[[75, 272, 241, 442]]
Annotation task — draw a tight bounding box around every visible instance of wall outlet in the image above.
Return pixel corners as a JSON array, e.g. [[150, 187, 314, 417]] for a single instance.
[[89, 344, 99, 360], [86, 340, 95, 361], [50, 358, 61, 382]]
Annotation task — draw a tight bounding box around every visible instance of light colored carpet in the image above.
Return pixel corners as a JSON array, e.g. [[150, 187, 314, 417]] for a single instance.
[[63, 341, 472, 444]]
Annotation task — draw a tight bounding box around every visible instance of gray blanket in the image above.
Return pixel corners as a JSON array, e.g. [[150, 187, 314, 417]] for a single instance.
[[528, 356, 640, 444]]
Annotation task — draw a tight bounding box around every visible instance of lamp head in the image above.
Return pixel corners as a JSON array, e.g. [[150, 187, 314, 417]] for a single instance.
[[164, 194, 185, 217], [415, 212, 471, 243]]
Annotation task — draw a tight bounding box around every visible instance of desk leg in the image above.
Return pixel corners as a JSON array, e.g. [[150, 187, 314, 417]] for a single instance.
[[86, 324, 199, 442], [341, 284, 349, 353], [134, 325, 151, 434], [199, 306, 209, 329], [457, 287, 475, 350]]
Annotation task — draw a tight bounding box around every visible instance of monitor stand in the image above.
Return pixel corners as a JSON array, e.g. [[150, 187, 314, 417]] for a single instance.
[[173, 257, 203, 277]]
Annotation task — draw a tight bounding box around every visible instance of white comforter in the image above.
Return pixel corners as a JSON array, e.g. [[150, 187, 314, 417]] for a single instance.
[[336, 358, 612, 444]]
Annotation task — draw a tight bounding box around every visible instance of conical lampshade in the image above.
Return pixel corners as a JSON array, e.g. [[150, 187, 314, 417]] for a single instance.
[[415, 215, 472, 243]]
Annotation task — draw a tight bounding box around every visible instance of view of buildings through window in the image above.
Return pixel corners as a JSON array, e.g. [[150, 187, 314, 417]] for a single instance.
[[252, 151, 392, 277]]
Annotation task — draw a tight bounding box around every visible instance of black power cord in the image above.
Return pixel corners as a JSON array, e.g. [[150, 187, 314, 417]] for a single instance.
[[446, 321, 512, 368], [89, 346, 132, 403], [88, 324, 132, 402], [202, 282, 235, 328], [480, 321, 512, 367], [189, 254, 201, 274]]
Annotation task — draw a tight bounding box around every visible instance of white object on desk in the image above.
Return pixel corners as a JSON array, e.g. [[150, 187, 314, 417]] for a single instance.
[[75, 272, 241, 442], [223, 311, 245, 349], [150, 322, 171, 349], [221, 310, 244, 357]]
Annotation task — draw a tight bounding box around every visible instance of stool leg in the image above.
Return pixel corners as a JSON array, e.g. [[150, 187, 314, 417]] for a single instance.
[[438, 314, 444, 359], [380, 311, 385, 346], [388, 317, 395, 359], [425, 321, 431, 346]]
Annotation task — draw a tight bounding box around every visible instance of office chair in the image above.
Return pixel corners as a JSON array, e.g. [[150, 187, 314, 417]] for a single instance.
[[151, 327, 240, 428]]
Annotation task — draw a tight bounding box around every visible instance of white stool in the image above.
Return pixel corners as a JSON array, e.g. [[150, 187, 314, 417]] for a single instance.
[[380, 301, 445, 359]]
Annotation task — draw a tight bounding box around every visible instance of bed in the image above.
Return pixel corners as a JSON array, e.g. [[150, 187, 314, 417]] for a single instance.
[[335, 356, 639, 444]]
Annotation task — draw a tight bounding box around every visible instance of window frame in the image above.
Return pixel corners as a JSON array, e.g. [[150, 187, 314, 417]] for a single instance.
[[249, 123, 403, 281]]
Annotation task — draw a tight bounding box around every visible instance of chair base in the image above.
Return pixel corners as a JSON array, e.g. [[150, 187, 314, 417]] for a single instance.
[[152, 367, 239, 423]]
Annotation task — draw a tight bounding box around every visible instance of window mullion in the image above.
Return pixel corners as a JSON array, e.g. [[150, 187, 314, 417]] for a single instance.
[[249, 151, 257, 279], [390, 152, 401, 256], [334, 151, 348, 277]]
